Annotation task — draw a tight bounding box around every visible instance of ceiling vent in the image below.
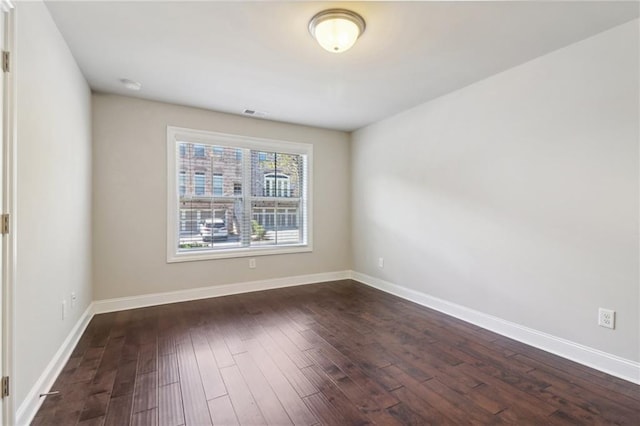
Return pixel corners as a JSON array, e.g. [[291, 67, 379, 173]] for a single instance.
[[243, 109, 268, 118]]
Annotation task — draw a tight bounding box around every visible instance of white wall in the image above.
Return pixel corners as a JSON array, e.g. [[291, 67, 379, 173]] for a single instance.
[[92, 94, 350, 300], [351, 20, 639, 362], [15, 1, 92, 407]]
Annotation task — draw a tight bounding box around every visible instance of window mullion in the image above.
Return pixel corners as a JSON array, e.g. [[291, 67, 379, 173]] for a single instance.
[[241, 148, 252, 247], [300, 155, 307, 244], [274, 153, 279, 245]]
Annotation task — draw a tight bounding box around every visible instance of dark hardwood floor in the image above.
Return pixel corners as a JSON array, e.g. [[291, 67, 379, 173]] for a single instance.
[[32, 280, 640, 425]]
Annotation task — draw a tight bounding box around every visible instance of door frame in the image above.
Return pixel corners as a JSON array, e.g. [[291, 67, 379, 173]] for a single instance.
[[1, 0, 15, 424]]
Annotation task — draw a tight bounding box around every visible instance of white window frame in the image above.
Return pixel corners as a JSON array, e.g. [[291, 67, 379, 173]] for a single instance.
[[167, 126, 313, 262]]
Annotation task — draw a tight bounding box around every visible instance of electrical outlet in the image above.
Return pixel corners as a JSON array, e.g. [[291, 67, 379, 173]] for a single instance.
[[62, 300, 67, 320], [378, 257, 384, 268], [598, 308, 615, 329], [249, 258, 256, 269], [71, 291, 77, 308]]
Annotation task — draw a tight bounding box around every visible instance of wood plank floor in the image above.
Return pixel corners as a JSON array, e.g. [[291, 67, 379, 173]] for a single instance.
[[32, 280, 640, 425]]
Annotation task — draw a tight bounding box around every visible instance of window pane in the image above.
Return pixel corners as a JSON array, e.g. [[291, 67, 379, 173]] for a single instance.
[[249, 150, 304, 246], [204, 203, 241, 249], [276, 153, 303, 198], [251, 200, 302, 246], [251, 201, 274, 247], [251, 151, 303, 198], [172, 134, 309, 258], [252, 151, 275, 197], [177, 142, 247, 252]]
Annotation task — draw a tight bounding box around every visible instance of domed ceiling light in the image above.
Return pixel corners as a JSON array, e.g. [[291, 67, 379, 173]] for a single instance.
[[308, 9, 366, 53]]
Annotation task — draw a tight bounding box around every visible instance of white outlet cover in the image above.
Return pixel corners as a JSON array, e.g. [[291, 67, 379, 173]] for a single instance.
[[598, 308, 615, 329]]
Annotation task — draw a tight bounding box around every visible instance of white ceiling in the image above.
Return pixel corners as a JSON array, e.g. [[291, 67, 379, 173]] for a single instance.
[[45, 1, 639, 132]]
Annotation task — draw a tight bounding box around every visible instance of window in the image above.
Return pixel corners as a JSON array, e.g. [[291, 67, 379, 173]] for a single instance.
[[167, 127, 312, 262], [194, 172, 205, 195], [213, 173, 223, 196], [264, 173, 291, 197], [194, 144, 206, 157], [179, 171, 186, 196]]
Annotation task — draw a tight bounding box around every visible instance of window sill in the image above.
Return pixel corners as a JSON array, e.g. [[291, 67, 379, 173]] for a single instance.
[[167, 244, 312, 263]]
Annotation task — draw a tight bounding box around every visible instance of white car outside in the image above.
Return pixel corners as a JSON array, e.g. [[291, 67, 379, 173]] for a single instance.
[[200, 218, 228, 241]]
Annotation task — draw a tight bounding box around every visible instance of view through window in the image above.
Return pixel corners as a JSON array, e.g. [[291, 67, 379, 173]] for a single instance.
[[167, 128, 312, 261]]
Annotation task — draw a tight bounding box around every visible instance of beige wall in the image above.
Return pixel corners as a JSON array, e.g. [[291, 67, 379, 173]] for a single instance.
[[351, 21, 639, 362], [92, 94, 350, 300], [15, 1, 93, 407]]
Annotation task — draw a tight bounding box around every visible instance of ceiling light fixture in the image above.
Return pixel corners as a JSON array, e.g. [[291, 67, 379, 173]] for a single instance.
[[120, 78, 142, 91], [308, 9, 365, 53]]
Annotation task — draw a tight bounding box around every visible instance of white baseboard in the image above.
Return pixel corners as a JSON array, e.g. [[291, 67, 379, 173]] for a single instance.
[[93, 270, 351, 314], [16, 304, 94, 426], [351, 271, 640, 385]]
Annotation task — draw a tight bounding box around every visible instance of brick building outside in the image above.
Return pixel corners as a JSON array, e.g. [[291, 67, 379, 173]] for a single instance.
[[177, 142, 303, 242]]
